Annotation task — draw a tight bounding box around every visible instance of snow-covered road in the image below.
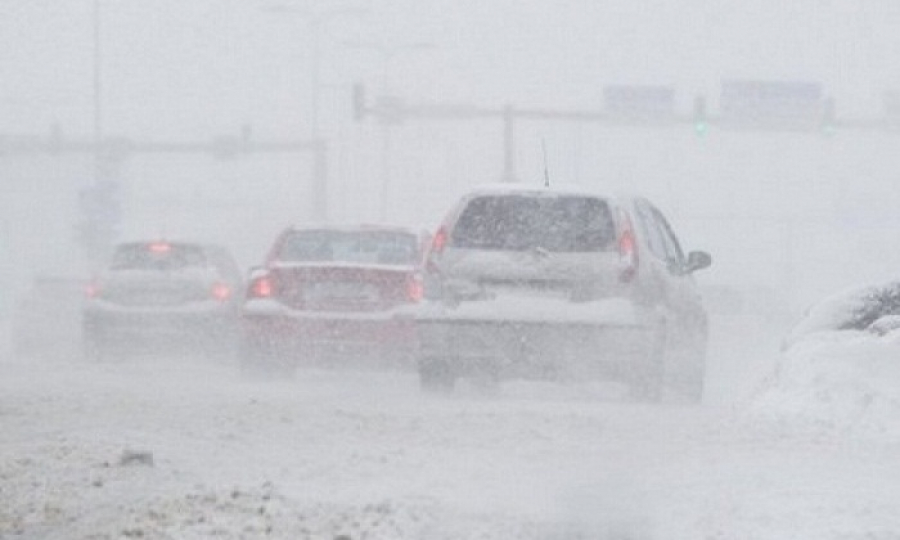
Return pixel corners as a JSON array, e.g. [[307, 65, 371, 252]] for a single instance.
[[2, 313, 900, 539]]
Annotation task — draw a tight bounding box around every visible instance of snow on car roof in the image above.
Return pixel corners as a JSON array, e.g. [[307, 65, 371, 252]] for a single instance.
[[460, 182, 644, 206], [270, 260, 416, 272], [113, 239, 227, 251], [286, 223, 423, 235], [464, 182, 612, 198]]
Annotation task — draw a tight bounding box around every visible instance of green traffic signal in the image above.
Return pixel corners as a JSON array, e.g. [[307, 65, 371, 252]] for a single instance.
[[694, 121, 708, 137], [693, 95, 707, 138]]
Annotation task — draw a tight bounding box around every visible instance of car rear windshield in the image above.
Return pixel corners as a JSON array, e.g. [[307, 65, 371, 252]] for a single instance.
[[450, 194, 616, 252], [278, 230, 419, 265], [110, 243, 207, 271]]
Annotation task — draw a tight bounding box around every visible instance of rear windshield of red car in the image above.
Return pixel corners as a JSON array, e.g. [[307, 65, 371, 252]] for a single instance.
[[277, 230, 419, 265], [110, 243, 207, 271], [450, 195, 616, 252]]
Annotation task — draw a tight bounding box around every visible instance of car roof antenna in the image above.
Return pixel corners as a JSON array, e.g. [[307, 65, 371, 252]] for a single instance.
[[541, 138, 550, 188]]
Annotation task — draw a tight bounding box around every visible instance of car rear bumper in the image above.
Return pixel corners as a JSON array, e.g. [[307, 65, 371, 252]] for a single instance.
[[241, 302, 417, 366], [412, 297, 661, 381], [418, 319, 654, 378], [83, 305, 237, 345]]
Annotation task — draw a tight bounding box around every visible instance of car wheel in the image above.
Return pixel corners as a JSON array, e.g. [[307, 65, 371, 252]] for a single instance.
[[469, 358, 501, 394], [680, 368, 705, 403], [669, 333, 707, 404], [629, 325, 666, 403], [418, 356, 457, 392]]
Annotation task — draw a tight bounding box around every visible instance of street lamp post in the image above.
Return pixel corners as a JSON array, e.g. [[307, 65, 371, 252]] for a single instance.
[[262, 4, 365, 223], [344, 41, 435, 221], [262, 4, 367, 139], [92, 0, 102, 185]]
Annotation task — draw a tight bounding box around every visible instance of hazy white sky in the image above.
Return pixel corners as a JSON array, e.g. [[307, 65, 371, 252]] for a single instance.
[[3, 1, 900, 136], [3, 1, 900, 310]]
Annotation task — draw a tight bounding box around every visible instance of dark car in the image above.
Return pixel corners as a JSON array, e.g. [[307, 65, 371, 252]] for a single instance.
[[240, 224, 428, 375], [414, 184, 711, 401], [82, 240, 243, 361]]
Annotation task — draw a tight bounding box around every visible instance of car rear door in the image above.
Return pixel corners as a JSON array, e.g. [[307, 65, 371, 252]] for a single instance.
[[633, 199, 706, 335]]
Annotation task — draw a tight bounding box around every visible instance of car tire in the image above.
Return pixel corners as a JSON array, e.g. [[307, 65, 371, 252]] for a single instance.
[[681, 368, 705, 404], [468, 358, 502, 394], [670, 333, 707, 404], [418, 356, 457, 392], [629, 324, 666, 403]]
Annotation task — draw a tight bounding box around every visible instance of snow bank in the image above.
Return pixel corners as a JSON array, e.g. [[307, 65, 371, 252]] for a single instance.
[[0, 448, 587, 540], [751, 282, 900, 439], [784, 280, 900, 348]]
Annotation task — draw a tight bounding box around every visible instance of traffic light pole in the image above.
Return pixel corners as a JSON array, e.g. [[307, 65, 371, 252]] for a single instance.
[[353, 85, 687, 183], [352, 84, 896, 183]]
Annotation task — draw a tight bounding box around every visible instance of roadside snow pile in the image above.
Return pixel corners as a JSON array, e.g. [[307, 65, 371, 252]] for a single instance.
[[0, 443, 573, 540], [784, 280, 900, 347], [750, 281, 900, 439], [8, 481, 575, 540]]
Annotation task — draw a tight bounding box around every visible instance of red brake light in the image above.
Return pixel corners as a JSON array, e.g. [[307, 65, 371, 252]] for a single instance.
[[212, 283, 231, 301], [149, 242, 171, 253], [406, 275, 424, 302], [619, 230, 635, 257], [618, 211, 639, 282], [249, 276, 273, 298], [431, 226, 448, 255], [85, 282, 101, 299]]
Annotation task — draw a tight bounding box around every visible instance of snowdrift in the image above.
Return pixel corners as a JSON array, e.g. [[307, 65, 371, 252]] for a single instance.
[[751, 280, 900, 439]]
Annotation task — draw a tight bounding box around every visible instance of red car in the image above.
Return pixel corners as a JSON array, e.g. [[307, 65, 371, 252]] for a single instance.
[[240, 225, 428, 375]]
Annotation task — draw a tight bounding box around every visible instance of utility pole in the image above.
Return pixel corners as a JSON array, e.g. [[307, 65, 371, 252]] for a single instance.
[[87, 0, 115, 265], [92, 0, 102, 171]]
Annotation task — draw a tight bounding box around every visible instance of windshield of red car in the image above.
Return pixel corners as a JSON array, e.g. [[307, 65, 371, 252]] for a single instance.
[[277, 230, 418, 265]]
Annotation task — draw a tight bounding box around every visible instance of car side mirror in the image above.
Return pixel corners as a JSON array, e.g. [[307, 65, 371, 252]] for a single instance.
[[684, 251, 712, 274]]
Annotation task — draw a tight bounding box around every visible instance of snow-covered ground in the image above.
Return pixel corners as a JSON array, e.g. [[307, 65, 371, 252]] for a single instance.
[[751, 330, 900, 441], [3, 308, 900, 540]]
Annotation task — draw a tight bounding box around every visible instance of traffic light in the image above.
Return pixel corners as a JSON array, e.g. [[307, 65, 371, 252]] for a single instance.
[[693, 95, 708, 137], [352, 82, 366, 121]]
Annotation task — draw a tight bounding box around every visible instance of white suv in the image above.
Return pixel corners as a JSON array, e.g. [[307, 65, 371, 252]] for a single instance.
[[415, 184, 711, 401]]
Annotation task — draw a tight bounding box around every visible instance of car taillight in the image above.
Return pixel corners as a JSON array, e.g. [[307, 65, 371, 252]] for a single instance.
[[431, 226, 448, 256], [212, 282, 231, 301], [85, 282, 101, 299], [424, 226, 449, 275], [248, 276, 273, 299], [618, 212, 639, 282], [406, 275, 424, 302]]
